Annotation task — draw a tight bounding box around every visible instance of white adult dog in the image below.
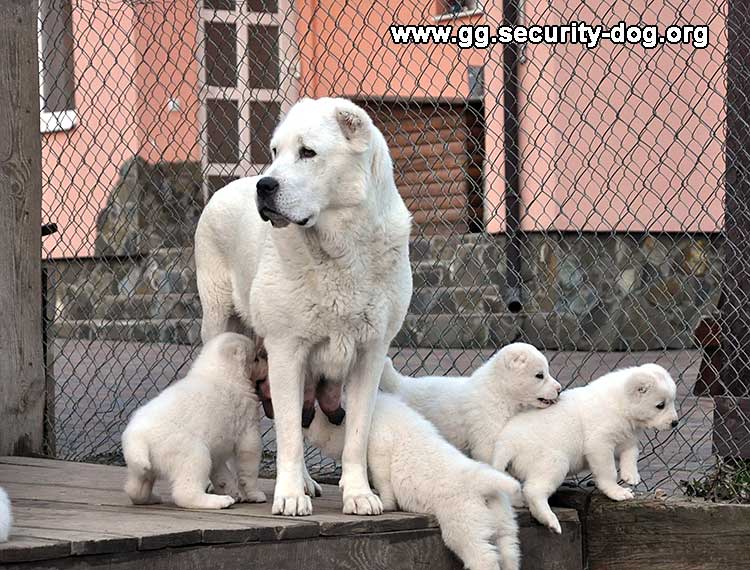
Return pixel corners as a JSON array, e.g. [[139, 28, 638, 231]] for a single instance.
[[379, 342, 561, 464], [493, 363, 679, 534], [306, 392, 521, 570], [122, 333, 268, 509], [0, 487, 11, 542], [195, 97, 412, 516]]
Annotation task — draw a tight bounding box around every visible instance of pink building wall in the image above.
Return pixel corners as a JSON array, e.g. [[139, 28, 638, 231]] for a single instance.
[[44, 0, 725, 258]]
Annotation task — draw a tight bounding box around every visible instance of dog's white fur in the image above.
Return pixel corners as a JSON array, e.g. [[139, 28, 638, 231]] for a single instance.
[[493, 363, 679, 533], [195, 97, 412, 516], [0, 487, 11, 542], [306, 392, 521, 570], [122, 333, 268, 509], [379, 343, 561, 464]]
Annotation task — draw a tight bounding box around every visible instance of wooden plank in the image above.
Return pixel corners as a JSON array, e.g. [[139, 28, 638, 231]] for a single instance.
[[0, 535, 70, 564], [0, 0, 45, 455], [12, 526, 136, 557]]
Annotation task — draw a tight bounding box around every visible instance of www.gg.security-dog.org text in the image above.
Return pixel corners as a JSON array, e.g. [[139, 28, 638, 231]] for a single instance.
[[389, 21, 709, 50]]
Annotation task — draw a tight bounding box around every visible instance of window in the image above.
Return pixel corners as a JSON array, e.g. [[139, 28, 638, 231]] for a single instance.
[[39, 0, 76, 133], [436, 0, 481, 19]]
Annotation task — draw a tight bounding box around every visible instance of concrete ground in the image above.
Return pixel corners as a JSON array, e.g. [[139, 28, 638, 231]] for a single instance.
[[50, 339, 711, 495]]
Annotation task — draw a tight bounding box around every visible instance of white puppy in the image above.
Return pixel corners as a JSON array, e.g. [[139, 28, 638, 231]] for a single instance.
[[122, 332, 268, 509], [195, 97, 412, 516], [493, 363, 679, 534], [379, 343, 561, 464], [0, 487, 11, 542], [306, 392, 521, 570]]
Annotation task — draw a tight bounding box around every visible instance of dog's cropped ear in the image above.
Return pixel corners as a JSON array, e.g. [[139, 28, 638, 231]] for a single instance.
[[627, 370, 656, 397], [336, 106, 370, 152]]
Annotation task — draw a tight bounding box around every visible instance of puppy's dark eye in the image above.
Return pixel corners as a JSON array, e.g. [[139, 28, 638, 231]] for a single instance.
[[271, 147, 277, 159], [535, 372, 544, 380], [299, 146, 316, 159], [656, 402, 665, 410]]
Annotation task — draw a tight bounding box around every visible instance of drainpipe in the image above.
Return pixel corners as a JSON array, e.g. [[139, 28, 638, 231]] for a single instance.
[[502, 0, 523, 313]]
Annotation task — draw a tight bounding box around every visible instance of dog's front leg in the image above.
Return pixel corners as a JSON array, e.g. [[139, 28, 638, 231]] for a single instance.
[[585, 445, 635, 501], [339, 344, 387, 516], [266, 338, 312, 516], [618, 440, 640, 486]]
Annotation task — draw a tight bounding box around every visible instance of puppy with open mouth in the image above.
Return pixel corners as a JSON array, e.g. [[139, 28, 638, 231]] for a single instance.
[[493, 363, 679, 534], [379, 342, 562, 465]]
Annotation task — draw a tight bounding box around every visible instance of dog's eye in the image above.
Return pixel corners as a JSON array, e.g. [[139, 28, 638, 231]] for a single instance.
[[271, 147, 277, 159], [656, 402, 665, 410], [299, 146, 317, 159], [535, 372, 544, 380]]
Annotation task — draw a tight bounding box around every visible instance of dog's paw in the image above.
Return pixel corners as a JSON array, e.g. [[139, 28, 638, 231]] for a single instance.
[[240, 489, 267, 503], [213, 479, 242, 501], [343, 491, 383, 516], [603, 485, 634, 501], [272, 494, 313, 516], [303, 474, 322, 498], [620, 471, 641, 486], [537, 513, 562, 534]]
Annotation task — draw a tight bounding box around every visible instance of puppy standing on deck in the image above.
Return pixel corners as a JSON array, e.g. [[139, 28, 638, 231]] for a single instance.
[[493, 363, 679, 534], [122, 333, 269, 509], [379, 343, 561, 464], [306, 392, 522, 570], [195, 98, 412, 516]]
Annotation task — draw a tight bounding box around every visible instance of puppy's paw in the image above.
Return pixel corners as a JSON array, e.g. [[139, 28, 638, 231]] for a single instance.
[[272, 494, 313, 516], [620, 471, 641, 486], [537, 513, 562, 534], [213, 479, 242, 501], [343, 491, 383, 516], [240, 489, 267, 503], [303, 473, 323, 498], [602, 485, 634, 501]]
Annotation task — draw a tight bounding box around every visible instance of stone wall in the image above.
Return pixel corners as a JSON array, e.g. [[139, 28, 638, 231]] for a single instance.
[[47, 182, 722, 350]]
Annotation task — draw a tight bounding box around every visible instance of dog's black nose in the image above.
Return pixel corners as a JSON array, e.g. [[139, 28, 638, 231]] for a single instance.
[[257, 177, 279, 199], [671, 420, 679, 428]]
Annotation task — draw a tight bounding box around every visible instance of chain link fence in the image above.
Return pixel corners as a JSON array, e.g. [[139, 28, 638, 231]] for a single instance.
[[38, 0, 748, 498]]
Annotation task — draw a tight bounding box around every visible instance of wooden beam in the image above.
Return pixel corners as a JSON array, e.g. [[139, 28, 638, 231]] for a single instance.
[[0, 0, 45, 455]]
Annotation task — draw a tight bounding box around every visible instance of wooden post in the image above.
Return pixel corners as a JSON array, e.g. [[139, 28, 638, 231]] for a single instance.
[[717, 0, 750, 457], [0, 0, 45, 455]]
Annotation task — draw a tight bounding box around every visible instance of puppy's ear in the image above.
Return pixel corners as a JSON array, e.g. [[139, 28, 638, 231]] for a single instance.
[[627, 371, 656, 397], [336, 106, 370, 152], [503, 347, 528, 371]]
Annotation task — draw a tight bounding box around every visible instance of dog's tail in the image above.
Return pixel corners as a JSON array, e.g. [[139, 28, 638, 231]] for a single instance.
[[0, 487, 11, 542], [379, 358, 402, 394], [469, 463, 521, 500]]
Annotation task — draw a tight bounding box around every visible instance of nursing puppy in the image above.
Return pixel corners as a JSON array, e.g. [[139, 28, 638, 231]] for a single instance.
[[196, 97, 412, 516], [306, 392, 521, 570], [380, 343, 561, 464], [493, 363, 679, 534], [122, 333, 268, 509], [0, 487, 11, 542]]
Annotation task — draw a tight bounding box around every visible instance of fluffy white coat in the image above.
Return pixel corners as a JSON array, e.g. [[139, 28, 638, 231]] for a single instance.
[[306, 392, 521, 570], [493, 363, 679, 533], [195, 97, 412, 516], [379, 343, 561, 464], [0, 487, 11, 542], [122, 333, 268, 509]]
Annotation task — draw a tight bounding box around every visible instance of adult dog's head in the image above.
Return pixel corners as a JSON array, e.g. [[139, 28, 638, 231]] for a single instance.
[[625, 363, 679, 430], [256, 97, 392, 229]]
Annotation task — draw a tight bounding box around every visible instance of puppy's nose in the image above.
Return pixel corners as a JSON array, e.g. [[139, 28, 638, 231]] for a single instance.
[[671, 420, 679, 428], [257, 177, 279, 200]]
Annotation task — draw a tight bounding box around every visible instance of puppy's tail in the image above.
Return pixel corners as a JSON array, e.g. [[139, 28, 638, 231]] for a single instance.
[[0, 487, 11, 543], [378, 358, 402, 394], [469, 463, 521, 500]]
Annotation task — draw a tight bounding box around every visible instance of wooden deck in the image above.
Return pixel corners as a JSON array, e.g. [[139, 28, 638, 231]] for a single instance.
[[0, 457, 582, 569]]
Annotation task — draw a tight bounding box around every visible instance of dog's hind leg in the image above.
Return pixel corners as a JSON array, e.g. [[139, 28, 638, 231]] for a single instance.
[[490, 496, 520, 570], [235, 425, 267, 503], [439, 503, 501, 570], [523, 469, 566, 534], [171, 447, 235, 509], [125, 467, 160, 505]]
